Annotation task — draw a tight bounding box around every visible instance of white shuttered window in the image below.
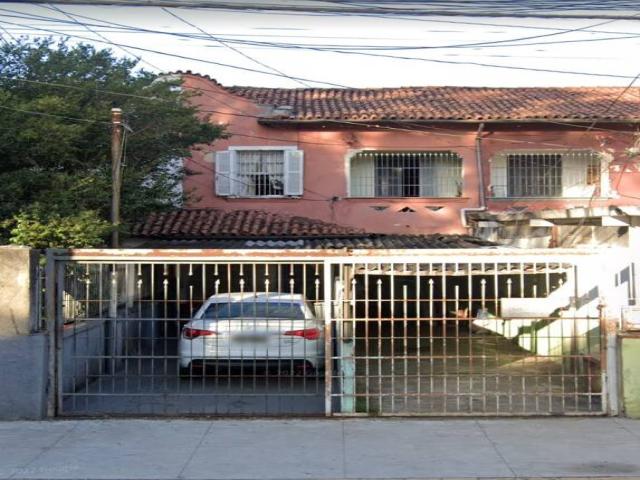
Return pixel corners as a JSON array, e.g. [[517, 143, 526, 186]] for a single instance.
[[215, 147, 304, 197]]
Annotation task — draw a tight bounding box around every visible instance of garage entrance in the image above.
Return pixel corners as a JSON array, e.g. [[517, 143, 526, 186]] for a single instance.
[[51, 253, 327, 416], [48, 249, 617, 417], [327, 258, 607, 416]]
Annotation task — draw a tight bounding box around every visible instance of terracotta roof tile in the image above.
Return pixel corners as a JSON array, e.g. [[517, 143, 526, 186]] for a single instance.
[[132, 209, 364, 239], [132, 209, 498, 249], [181, 71, 640, 122]]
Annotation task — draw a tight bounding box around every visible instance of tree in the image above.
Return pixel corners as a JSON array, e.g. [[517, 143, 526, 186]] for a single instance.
[[5, 210, 111, 249], [0, 38, 223, 247]]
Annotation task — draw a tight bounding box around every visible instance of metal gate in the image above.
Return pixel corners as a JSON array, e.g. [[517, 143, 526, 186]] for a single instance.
[[48, 251, 328, 416], [47, 249, 621, 417], [325, 256, 609, 416]]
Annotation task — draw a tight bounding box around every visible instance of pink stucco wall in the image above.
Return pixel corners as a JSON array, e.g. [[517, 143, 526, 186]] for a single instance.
[[183, 74, 640, 235]]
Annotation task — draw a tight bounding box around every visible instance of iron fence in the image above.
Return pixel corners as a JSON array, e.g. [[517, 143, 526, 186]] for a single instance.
[[326, 260, 604, 415], [45, 249, 632, 417]]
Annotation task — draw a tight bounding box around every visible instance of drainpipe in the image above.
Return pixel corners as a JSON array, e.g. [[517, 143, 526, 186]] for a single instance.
[[460, 122, 487, 229]]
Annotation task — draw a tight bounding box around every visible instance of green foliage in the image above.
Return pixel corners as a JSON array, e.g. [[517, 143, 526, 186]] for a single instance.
[[0, 38, 224, 247], [6, 209, 112, 249]]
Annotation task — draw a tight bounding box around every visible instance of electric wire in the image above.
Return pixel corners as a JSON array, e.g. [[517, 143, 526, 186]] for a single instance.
[[9, 4, 640, 37], [1, 10, 637, 81], [162, 7, 310, 87], [13, 0, 640, 21], [5, 7, 640, 52], [0, 16, 351, 88], [43, 3, 163, 72], [0, 103, 112, 124]]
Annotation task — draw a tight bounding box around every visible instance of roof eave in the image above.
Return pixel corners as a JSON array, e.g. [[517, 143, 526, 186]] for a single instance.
[[257, 118, 640, 126], [133, 233, 373, 241]]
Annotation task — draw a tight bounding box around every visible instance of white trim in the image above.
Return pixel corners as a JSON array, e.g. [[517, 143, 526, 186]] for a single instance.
[[345, 148, 464, 199], [228, 145, 298, 151], [223, 146, 302, 199], [489, 148, 610, 200]]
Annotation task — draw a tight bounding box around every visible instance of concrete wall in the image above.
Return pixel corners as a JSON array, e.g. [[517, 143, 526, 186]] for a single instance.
[[0, 246, 39, 336], [181, 73, 640, 235], [0, 246, 48, 419], [62, 320, 106, 394], [61, 317, 144, 395], [0, 334, 48, 419]]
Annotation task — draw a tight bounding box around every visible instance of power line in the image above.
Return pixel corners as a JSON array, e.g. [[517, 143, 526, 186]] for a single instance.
[[5, 13, 640, 41], [6, 7, 640, 53], [0, 103, 111, 124], [2, 9, 639, 82], [0, 23, 16, 44], [42, 3, 163, 72], [5, 25, 640, 52], [13, 1, 640, 21], [0, 15, 352, 88], [68, 2, 640, 37], [162, 7, 310, 87]]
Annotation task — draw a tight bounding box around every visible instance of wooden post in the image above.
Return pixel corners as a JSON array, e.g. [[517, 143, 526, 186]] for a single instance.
[[111, 108, 123, 248]]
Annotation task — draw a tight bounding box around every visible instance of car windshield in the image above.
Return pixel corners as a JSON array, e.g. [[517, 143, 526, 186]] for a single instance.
[[202, 301, 305, 320]]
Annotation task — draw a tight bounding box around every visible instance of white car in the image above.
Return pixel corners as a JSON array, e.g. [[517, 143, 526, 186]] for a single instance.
[[179, 293, 324, 375]]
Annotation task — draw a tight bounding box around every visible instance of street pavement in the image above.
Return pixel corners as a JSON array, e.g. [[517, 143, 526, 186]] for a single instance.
[[2, 417, 640, 479]]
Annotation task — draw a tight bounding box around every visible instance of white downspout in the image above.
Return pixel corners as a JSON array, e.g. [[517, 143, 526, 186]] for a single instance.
[[460, 122, 487, 229]]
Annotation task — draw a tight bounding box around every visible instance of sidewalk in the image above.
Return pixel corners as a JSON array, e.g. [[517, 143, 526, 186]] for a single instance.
[[2, 417, 640, 480]]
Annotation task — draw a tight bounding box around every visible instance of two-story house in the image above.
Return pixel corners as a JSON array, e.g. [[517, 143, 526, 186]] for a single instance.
[[132, 72, 640, 249]]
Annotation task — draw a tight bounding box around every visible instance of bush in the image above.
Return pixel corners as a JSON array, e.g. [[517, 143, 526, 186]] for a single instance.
[[7, 210, 111, 249]]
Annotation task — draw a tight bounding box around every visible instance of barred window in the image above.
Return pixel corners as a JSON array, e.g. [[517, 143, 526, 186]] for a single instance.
[[235, 150, 284, 196], [350, 151, 463, 198], [491, 150, 603, 198], [508, 153, 563, 197], [215, 148, 304, 197]]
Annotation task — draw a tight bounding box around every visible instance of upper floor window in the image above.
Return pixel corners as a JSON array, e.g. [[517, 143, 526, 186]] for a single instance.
[[215, 147, 303, 197], [349, 151, 463, 198], [490, 150, 606, 199]]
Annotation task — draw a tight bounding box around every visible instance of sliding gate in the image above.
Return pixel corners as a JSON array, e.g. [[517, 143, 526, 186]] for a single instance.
[[49, 251, 328, 416], [48, 249, 617, 417], [326, 255, 610, 416]]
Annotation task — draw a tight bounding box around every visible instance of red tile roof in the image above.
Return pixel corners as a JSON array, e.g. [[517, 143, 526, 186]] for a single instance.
[[228, 85, 640, 122], [131, 209, 497, 249], [178, 72, 640, 122], [132, 209, 365, 238]]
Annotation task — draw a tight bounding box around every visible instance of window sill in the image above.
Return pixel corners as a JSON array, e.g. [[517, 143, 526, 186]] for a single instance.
[[347, 196, 469, 200], [219, 196, 302, 199], [489, 196, 614, 201]]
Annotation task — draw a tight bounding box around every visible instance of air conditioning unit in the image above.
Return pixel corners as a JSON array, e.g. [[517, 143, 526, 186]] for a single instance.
[[621, 307, 640, 331]]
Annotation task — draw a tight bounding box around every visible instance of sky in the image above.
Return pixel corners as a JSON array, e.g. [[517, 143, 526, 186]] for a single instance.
[[2, 2, 640, 88]]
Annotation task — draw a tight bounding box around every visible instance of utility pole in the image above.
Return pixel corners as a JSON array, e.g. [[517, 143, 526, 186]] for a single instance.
[[111, 107, 123, 248]]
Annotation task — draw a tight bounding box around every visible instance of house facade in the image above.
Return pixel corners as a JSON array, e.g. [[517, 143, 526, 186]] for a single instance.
[[176, 72, 640, 248]]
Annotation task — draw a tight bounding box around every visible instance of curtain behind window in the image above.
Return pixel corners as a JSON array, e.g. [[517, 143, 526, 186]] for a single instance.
[[236, 150, 285, 196]]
